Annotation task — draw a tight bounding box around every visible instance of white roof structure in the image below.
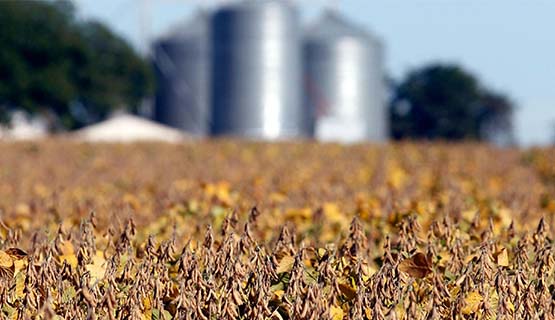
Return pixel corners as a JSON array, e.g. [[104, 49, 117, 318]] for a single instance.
[[0, 111, 48, 140], [73, 113, 189, 143]]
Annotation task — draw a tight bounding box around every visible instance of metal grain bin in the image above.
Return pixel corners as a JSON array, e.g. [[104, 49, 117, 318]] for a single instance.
[[153, 12, 210, 135], [304, 11, 387, 142], [210, 1, 310, 139]]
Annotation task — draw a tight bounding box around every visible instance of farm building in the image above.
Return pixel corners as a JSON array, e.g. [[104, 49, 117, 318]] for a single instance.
[[151, 2, 388, 142], [72, 113, 188, 143]]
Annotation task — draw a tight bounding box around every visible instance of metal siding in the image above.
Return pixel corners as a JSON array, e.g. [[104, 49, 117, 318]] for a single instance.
[[153, 13, 209, 135], [304, 11, 387, 142], [210, 1, 310, 139]]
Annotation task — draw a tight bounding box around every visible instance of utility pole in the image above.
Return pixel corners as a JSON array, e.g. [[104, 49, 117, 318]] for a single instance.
[[139, 0, 153, 56]]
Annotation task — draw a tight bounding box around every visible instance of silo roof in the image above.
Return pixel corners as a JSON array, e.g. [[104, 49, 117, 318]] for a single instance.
[[217, 0, 295, 12], [157, 10, 209, 43], [305, 10, 377, 43]]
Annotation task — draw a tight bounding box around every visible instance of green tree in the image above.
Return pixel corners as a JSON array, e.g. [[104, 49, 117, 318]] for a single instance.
[[390, 64, 514, 143], [0, 0, 154, 129]]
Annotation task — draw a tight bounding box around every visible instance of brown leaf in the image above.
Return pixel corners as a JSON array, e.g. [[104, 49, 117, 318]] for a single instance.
[[5, 248, 28, 260], [338, 282, 357, 300], [399, 252, 432, 278]]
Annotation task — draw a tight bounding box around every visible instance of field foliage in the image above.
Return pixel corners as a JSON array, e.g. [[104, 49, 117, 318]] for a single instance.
[[0, 141, 554, 319]]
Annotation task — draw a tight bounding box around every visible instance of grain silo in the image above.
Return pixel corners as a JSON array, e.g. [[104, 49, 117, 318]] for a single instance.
[[304, 10, 387, 142], [210, 1, 311, 139], [153, 11, 210, 136]]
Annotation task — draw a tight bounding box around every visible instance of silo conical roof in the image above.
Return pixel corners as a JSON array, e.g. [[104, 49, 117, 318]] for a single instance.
[[158, 10, 209, 42], [305, 10, 378, 44]]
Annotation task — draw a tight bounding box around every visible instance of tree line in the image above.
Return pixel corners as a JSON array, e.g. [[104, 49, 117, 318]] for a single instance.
[[0, 0, 154, 130], [389, 64, 515, 144]]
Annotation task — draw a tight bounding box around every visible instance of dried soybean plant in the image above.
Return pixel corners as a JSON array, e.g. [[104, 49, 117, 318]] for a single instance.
[[0, 140, 553, 318]]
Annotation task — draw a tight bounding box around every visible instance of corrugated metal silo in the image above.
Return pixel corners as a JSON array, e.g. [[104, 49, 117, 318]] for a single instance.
[[153, 12, 210, 135], [210, 1, 311, 139], [304, 11, 387, 142]]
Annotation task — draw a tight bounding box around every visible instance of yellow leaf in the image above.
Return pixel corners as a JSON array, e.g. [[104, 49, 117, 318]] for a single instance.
[[507, 300, 515, 313], [362, 263, 376, 281], [495, 208, 513, 229], [462, 291, 483, 315], [117, 253, 129, 274], [276, 255, 295, 274], [14, 271, 25, 299], [274, 290, 285, 300], [143, 296, 153, 312], [2, 303, 17, 320], [364, 308, 372, 318], [495, 247, 509, 267], [437, 251, 451, 268], [462, 209, 478, 222], [13, 258, 27, 275], [15, 203, 31, 216], [464, 254, 477, 264], [285, 207, 312, 221], [323, 203, 343, 224], [0, 250, 14, 280], [204, 181, 233, 205], [86, 251, 106, 284], [269, 192, 286, 203], [330, 305, 344, 320], [59, 240, 75, 255], [387, 166, 407, 189], [59, 254, 78, 269]]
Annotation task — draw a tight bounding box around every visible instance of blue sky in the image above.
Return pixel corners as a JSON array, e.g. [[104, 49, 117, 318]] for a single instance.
[[74, 0, 555, 146]]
